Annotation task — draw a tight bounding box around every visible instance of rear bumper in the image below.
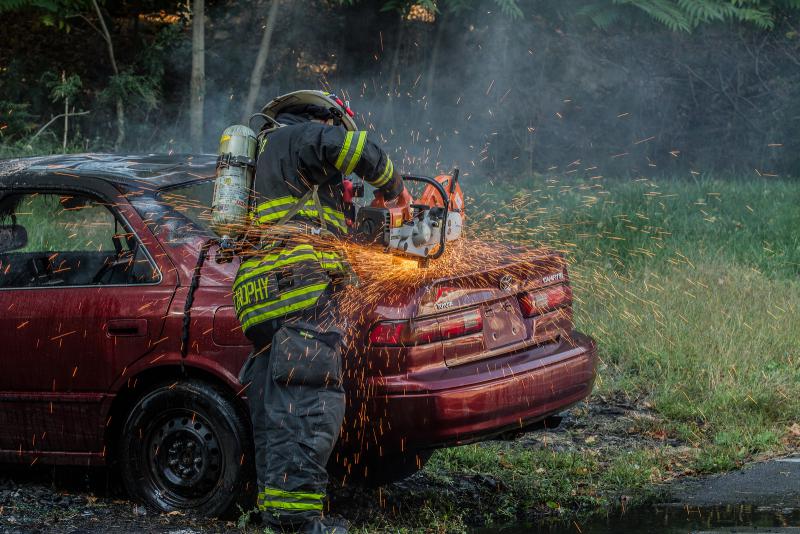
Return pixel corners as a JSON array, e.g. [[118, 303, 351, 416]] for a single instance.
[[362, 332, 596, 454]]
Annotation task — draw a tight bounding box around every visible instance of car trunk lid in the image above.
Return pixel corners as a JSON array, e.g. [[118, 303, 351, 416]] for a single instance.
[[415, 249, 572, 366]]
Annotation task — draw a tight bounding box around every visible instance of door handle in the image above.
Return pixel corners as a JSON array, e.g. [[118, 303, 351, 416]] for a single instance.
[[105, 319, 147, 337]]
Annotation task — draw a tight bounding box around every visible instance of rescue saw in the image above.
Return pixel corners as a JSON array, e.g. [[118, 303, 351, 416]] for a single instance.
[[345, 170, 465, 261]]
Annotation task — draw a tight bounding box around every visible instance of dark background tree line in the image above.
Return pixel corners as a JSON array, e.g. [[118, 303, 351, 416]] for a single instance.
[[1, 0, 799, 179]]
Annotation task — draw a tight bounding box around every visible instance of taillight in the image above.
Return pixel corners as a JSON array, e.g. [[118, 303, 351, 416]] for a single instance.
[[368, 322, 405, 345], [439, 309, 483, 339], [519, 285, 572, 317], [367, 309, 484, 346]]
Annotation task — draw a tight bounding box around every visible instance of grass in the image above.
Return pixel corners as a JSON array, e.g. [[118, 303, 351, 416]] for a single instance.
[[473, 174, 800, 456], [371, 175, 800, 531]]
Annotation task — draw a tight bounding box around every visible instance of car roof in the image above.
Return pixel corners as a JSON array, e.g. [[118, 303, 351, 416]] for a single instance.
[[0, 153, 216, 193]]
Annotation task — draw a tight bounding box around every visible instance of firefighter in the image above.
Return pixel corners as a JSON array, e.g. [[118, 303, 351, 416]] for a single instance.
[[235, 90, 412, 533]]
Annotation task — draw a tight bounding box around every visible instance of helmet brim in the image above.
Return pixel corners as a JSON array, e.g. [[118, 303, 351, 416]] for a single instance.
[[261, 90, 358, 131]]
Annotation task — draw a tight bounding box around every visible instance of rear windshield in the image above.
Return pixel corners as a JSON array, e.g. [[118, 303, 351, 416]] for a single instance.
[[158, 180, 215, 231], [131, 180, 215, 243]]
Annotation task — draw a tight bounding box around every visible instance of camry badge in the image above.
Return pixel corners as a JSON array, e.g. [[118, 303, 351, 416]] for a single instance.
[[499, 274, 514, 292]]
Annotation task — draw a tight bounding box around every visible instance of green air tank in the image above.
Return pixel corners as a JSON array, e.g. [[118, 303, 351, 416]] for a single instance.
[[210, 124, 257, 239]]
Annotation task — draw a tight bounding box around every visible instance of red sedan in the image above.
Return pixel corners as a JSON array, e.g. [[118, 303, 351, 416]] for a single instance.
[[0, 154, 597, 516]]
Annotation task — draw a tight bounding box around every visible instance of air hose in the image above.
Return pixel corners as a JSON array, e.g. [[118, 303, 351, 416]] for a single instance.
[[180, 238, 219, 373]]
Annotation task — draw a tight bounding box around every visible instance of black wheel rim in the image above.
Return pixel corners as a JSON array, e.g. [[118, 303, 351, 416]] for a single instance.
[[142, 409, 225, 508]]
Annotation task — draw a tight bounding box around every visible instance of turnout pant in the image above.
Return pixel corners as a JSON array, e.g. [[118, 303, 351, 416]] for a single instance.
[[239, 294, 346, 531]]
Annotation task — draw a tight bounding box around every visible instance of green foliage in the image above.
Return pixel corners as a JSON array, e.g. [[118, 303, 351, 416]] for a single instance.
[[137, 23, 184, 84], [0, 0, 93, 31], [41, 71, 82, 103], [100, 70, 159, 110], [0, 101, 37, 141], [581, 0, 800, 31], [0, 135, 86, 157]]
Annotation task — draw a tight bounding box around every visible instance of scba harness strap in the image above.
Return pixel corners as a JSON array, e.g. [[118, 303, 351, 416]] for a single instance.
[[276, 185, 328, 231]]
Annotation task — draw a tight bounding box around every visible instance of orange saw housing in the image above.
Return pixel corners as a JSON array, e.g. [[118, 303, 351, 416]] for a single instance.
[[418, 175, 465, 215], [371, 174, 465, 221]]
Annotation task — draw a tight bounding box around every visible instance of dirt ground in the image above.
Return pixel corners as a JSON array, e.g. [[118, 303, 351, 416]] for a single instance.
[[0, 396, 724, 533]]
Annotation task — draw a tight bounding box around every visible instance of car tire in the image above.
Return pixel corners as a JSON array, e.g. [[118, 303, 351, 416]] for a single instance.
[[118, 379, 253, 517]]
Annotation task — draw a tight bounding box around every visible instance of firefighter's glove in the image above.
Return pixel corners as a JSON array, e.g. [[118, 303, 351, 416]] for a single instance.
[[384, 187, 414, 222]]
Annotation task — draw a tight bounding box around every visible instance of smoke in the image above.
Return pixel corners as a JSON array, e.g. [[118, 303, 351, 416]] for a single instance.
[[195, 0, 798, 181]]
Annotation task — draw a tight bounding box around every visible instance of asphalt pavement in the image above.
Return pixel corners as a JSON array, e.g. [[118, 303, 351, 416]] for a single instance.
[[671, 455, 800, 509]]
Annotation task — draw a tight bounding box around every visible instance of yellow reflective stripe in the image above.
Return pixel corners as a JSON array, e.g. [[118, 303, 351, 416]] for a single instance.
[[344, 132, 367, 175], [239, 252, 312, 273], [241, 281, 328, 315], [324, 206, 346, 222], [260, 500, 323, 511], [254, 196, 346, 230], [371, 157, 393, 188], [234, 253, 319, 290], [335, 132, 354, 170], [315, 249, 345, 270], [257, 203, 344, 220], [256, 199, 344, 219], [257, 196, 296, 210], [239, 244, 316, 271], [237, 248, 344, 288], [255, 197, 297, 216], [241, 288, 328, 330], [238, 288, 324, 324], [318, 254, 343, 261], [261, 488, 324, 501], [258, 209, 346, 231], [258, 212, 345, 231]]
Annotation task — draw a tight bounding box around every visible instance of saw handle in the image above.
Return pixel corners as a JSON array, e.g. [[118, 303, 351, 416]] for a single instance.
[[401, 174, 450, 260]]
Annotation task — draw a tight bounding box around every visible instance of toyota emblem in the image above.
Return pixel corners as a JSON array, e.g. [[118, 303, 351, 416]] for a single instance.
[[499, 274, 514, 292]]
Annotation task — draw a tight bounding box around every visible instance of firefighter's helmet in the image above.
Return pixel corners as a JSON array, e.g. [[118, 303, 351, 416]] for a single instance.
[[261, 90, 357, 131]]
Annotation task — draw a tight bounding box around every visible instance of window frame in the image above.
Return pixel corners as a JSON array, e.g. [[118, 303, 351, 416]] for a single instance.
[[0, 187, 164, 290]]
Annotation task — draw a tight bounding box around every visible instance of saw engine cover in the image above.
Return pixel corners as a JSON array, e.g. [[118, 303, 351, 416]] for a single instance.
[[353, 173, 465, 260]]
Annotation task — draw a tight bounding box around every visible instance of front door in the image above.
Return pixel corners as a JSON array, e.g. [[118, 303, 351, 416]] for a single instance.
[[0, 189, 175, 455]]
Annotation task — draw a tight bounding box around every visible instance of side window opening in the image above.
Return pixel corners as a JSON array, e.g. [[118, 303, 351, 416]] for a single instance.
[[0, 192, 161, 288]]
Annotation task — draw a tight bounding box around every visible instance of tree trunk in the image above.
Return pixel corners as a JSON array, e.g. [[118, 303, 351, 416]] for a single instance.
[[115, 98, 125, 151], [63, 97, 69, 152], [242, 0, 280, 123], [61, 71, 69, 152], [90, 0, 125, 150], [190, 0, 206, 153]]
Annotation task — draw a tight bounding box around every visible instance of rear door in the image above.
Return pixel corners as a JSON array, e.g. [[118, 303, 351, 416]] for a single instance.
[[0, 182, 176, 456]]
